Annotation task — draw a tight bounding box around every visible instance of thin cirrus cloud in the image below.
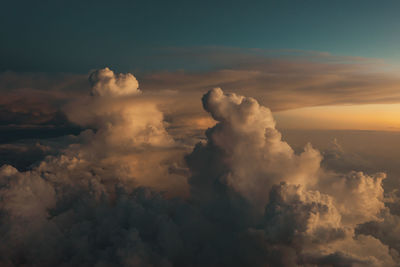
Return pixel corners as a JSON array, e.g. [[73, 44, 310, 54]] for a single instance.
[[140, 47, 400, 109], [138, 48, 400, 132], [0, 68, 399, 266]]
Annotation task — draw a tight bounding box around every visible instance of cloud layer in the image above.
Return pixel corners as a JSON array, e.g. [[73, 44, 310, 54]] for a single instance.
[[0, 68, 399, 266], [2, 49, 400, 145]]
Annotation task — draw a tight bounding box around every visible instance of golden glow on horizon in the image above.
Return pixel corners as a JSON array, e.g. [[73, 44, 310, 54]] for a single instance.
[[274, 104, 400, 131]]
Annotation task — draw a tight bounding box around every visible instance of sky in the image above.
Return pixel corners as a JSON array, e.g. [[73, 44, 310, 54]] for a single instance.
[[2, 0, 400, 130], [2, 0, 400, 72], [2, 1, 400, 266]]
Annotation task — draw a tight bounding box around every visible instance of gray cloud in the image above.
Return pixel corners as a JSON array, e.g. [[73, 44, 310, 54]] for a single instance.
[[0, 68, 399, 266]]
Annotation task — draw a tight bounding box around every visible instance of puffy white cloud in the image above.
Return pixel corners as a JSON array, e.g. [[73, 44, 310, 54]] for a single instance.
[[200, 88, 322, 208], [319, 171, 386, 226], [262, 182, 395, 266], [89, 67, 140, 97], [63, 68, 185, 196], [67, 68, 173, 151]]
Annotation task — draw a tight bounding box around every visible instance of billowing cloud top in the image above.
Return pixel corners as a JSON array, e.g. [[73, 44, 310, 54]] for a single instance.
[[0, 68, 398, 267], [66, 68, 173, 151], [89, 67, 141, 97], [200, 87, 322, 208]]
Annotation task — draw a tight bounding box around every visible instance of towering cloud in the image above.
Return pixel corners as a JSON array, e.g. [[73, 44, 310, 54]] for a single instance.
[[67, 67, 173, 151], [0, 69, 398, 266], [198, 88, 322, 208], [63, 68, 186, 195]]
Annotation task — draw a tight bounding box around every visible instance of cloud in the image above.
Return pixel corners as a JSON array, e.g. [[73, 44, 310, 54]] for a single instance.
[[0, 68, 399, 266], [196, 88, 322, 208], [89, 67, 141, 97], [281, 129, 400, 193], [262, 183, 395, 266], [0, 71, 86, 143], [63, 68, 187, 196], [66, 67, 173, 150], [140, 47, 400, 112], [188, 88, 395, 265], [2, 48, 400, 146]]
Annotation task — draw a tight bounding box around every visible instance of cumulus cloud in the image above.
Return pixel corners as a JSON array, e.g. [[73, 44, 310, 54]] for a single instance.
[[63, 68, 186, 196], [0, 69, 399, 266], [198, 88, 322, 208], [89, 67, 141, 97], [188, 88, 395, 265], [65, 67, 173, 152], [262, 183, 395, 266]]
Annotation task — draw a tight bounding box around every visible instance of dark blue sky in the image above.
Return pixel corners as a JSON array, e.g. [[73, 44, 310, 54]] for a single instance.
[[2, 0, 400, 73]]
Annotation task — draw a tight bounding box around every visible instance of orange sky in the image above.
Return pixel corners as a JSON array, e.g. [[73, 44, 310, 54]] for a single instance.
[[274, 103, 400, 131]]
